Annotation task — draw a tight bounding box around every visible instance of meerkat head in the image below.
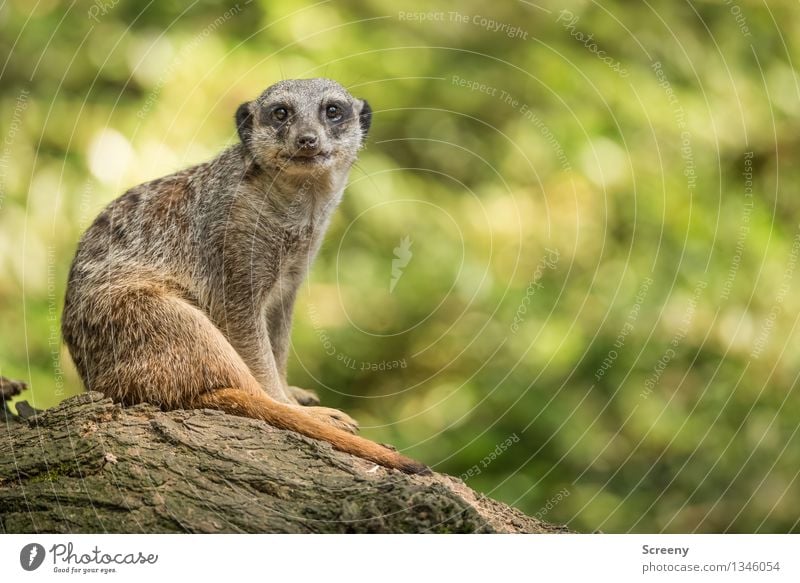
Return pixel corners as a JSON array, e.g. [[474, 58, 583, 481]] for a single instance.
[[235, 78, 371, 177]]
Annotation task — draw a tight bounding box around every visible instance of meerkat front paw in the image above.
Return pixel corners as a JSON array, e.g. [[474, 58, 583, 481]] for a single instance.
[[288, 385, 321, 406], [305, 406, 359, 434]]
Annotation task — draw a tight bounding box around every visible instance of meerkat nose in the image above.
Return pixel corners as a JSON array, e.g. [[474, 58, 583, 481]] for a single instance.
[[296, 133, 319, 150]]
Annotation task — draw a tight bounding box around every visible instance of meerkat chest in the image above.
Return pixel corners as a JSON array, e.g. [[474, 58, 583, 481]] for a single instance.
[[262, 228, 314, 311], [264, 224, 317, 285], [273, 223, 316, 265]]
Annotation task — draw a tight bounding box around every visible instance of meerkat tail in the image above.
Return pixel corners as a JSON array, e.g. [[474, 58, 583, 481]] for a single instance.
[[191, 387, 430, 475]]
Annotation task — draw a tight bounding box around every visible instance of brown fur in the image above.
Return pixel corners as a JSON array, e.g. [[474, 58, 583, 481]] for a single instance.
[[62, 79, 427, 474], [191, 388, 426, 473]]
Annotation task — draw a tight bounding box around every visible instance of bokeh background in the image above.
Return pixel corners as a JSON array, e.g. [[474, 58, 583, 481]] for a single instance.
[[2, 0, 799, 533]]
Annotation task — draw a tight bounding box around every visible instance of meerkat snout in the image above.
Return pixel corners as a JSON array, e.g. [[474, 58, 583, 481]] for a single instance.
[[295, 132, 319, 152]]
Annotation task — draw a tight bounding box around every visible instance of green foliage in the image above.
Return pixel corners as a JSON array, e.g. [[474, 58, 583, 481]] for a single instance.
[[1, 0, 798, 532]]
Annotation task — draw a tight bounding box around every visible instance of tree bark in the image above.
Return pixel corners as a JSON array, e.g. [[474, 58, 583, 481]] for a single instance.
[[0, 389, 569, 534]]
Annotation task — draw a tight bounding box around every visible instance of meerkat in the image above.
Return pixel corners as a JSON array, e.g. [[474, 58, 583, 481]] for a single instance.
[[62, 78, 428, 474]]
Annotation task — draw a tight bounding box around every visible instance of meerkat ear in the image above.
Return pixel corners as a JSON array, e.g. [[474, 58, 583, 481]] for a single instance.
[[235, 101, 253, 144], [358, 99, 372, 138]]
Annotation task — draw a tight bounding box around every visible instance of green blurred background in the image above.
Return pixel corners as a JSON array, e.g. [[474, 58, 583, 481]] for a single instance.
[[2, 0, 799, 533]]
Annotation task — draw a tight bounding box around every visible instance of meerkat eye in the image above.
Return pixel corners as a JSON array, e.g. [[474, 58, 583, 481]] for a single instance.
[[272, 107, 289, 121], [325, 104, 343, 121]]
